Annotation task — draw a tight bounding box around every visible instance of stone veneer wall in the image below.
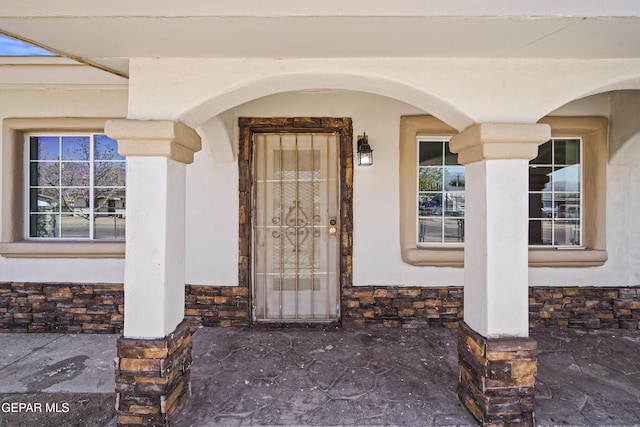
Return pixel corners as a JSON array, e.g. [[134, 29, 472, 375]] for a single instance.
[[0, 282, 124, 333], [457, 321, 537, 425], [341, 286, 464, 328], [529, 287, 640, 329], [184, 284, 250, 327], [342, 285, 640, 330], [115, 319, 192, 426], [0, 282, 638, 332]]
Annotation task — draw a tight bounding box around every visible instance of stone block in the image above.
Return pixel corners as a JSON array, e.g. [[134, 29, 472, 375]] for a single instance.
[[487, 338, 537, 353], [13, 312, 32, 323], [128, 405, 160, 415], [31, 302, 56, 312], [373, 288, 397, 298], [26, 294, 46, 302], [231, 286, 249, 297], [486, 397, 526, 416], [397, 288, 421, 297], [352, 289, 374, 298], [487, 351, 512, 361], [412, 301, 425, 309], [424, 299, 443, 308], [562, 287, 579, 296], [464, 335, 485, 360], [345, 300, 360, 308], [196, 296, 216, 305], [119, 358, 163, 373], [359, 295, 375, 304], [144, 347, 169, 359], [398, 308, 416, 316], [111, 313, 124, 322], [392, 298, 414, 309], [425, 309, 440, 319], [618, 287, 640, 298], [32, 312, 56, 323], [362, 309, 375, 318], [486, 361, 513, 379], [117, 414, 144, 425], [511, 361, 537, 378], [83, 323, 116, 333], [213, 296, 228, 304], [93, 284, 124, 293], [8, 304, 31, 313], [19, 283, 45, 293], [485, 376, 536, 389]]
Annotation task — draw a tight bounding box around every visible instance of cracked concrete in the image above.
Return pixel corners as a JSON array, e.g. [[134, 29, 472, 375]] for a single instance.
[[174, 326, 474, 427], [171, 326, 640, 427], [0, 333, 115, 393], [0, 327, 639, 426], [532, 328, 640, 427]]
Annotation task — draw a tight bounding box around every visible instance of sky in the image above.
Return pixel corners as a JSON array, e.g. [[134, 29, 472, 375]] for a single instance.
[[0, 34, 57, 56]]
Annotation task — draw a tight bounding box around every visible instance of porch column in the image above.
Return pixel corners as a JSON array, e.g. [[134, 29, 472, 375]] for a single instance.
[[449, 123, 550, 426], [105, 119, 201, 426]]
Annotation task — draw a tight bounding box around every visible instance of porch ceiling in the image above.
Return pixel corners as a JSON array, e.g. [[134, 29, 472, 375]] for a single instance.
[[0, 0, 639, 83]]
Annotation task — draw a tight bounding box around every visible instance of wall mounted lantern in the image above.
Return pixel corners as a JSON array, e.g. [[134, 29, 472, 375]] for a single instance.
[[357, 132, 373, 166]]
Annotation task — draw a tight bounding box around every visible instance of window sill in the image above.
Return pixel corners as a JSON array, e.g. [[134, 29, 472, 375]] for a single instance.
[[402, 247, 607, 268], [402, 247, 464, 267], [0, 241, 125, 259], [528, 248, 607, 267]]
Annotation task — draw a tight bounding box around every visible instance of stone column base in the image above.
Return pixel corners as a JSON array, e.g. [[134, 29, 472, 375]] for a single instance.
[[115, 320, 192, 426], [457, 321, 537, 426]]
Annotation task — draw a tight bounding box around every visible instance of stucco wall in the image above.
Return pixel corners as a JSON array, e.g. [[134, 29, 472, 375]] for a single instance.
[[186, 90, 640, 288], [2, 87, 640, 288]]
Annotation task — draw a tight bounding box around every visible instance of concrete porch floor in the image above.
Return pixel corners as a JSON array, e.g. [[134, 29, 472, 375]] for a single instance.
[[0, 326, 639, 426]]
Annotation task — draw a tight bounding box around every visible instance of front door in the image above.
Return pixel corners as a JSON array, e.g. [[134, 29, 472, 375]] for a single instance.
[[253, 132, 340, 322]]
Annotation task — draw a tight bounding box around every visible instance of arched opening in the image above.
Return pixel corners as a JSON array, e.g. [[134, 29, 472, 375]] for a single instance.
[[179, 71, 474, 131]]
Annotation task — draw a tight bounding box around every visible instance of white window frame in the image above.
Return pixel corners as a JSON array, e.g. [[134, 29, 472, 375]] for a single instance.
[[528, 137, 583, 248], [24, 132, 125, 241], [416, 136, 465, 248]]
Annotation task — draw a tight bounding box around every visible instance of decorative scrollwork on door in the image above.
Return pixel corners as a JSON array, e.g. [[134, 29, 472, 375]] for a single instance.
[[271, 200, 319, 252]]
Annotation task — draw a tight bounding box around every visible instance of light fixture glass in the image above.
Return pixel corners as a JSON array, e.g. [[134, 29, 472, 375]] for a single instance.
[[357, 133, 373, 166]]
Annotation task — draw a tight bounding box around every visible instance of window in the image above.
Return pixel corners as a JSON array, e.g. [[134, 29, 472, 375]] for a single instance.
[[418, 139, 465, 245], [1, 118, 125, 258], [399, 116, 462, 266], [528, 138, 581, 247], [27, 133, 125, 240], [400, 115, 607, 267], [530, 117, 607, 266]]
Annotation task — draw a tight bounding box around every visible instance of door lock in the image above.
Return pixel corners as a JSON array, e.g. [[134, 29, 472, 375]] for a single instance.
[[329, 218, 337, 235]]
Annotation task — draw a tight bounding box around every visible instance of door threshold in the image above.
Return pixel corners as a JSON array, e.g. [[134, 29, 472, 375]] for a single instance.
[[252, 321, 341, 330]]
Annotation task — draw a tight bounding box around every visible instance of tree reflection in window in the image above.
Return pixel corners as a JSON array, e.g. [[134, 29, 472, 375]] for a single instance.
[[417, 139, 465, 244], [28, 134, 126, 240]]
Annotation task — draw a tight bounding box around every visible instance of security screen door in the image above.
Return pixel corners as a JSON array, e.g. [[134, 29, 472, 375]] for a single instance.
[[253, 133, 339, 322]]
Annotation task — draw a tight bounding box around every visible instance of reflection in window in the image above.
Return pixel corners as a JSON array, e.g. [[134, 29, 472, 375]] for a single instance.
[[28, 134, 126, 240], [529, 138, 581, 246], [417, 139, 465, 244]]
